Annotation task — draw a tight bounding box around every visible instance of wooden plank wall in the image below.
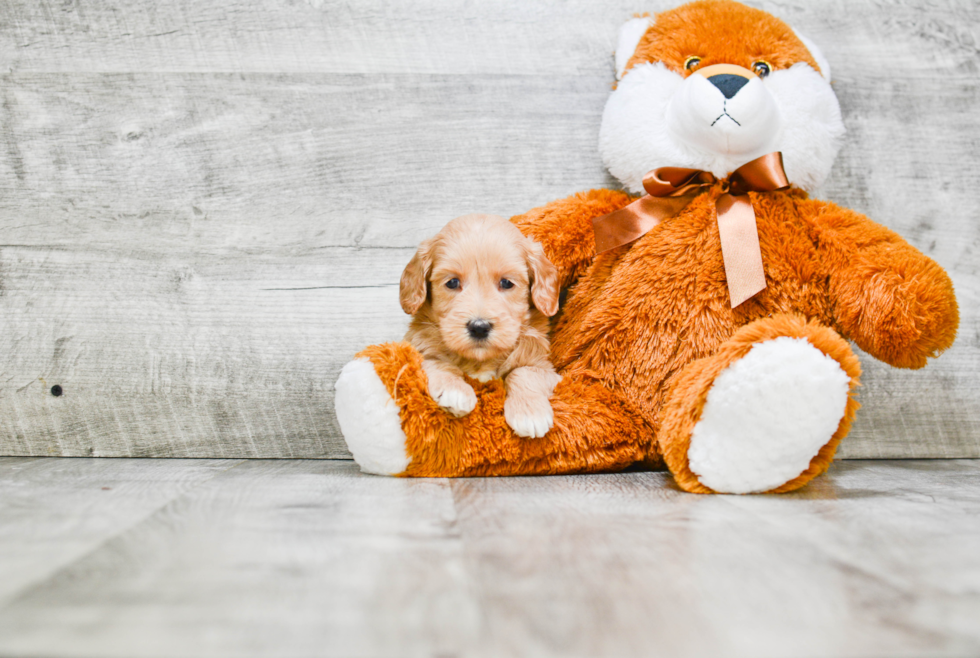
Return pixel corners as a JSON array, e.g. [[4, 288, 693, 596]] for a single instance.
[[0, 0, 977, 459]]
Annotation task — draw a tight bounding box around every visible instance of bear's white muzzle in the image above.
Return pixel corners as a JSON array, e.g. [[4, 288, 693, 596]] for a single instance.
[[666, 64, 783, 158]]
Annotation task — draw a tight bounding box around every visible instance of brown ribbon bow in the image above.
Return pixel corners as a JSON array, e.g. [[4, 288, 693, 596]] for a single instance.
[[592, 152, 790, 308]]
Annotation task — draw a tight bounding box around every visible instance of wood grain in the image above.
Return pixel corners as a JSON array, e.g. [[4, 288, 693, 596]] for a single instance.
[[449, 461, 980, 657], [0, 457, 239, 604], [0, 459, 479, 658], [449, 459, 980, 657], [0, 457, 978, 657], [0, 72, 611, 250], [0, 247, 409, 457], [0, 0, 977, 458]]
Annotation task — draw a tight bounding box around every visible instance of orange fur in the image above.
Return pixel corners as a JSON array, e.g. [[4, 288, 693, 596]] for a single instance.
[[359, 179, 956, 490], [624, 0, 820, 79], [356, 341, 653, 477], [658, 314, 862, 493], [350, 0, 958, 493]]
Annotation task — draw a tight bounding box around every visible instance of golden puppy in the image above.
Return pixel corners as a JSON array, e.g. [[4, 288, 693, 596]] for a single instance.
[[400, 214, 561, 438]]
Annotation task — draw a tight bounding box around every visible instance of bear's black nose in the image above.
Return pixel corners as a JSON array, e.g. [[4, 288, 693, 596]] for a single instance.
[[708, 73, 749, 99], [467, 319, 492, 340]]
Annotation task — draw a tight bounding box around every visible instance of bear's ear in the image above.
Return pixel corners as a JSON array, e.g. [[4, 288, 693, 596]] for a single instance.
[[793, 29, 832, 82], [615, 15, 654, 81]]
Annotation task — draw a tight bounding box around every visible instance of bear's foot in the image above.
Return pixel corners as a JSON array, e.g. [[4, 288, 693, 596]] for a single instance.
[[335, 342, 652, 477], [688, 336, 849, 493], [660, 315, 862, 494], [334, 358, 411, 475]]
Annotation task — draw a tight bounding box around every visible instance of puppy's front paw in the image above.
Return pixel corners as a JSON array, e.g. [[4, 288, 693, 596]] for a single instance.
[[505, 393, 554, 438], [431, 379, 477, 418]]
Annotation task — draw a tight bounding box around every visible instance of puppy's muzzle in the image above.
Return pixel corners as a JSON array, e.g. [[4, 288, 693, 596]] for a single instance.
[[466, 319, 493, 340]]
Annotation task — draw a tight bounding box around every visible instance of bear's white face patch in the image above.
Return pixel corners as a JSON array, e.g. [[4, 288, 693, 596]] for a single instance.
[[666, 73, 783, 160], [599, 61, 845, 194]]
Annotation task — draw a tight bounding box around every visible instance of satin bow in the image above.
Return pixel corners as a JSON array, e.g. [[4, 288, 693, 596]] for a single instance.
[[592, 152, 790, 308]]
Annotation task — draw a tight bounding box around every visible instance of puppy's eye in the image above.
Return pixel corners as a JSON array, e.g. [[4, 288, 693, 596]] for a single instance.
[[499, 279, 514, 290], [752, 61, 772, 78], [445, 278, 460, 290], [684, 56, 701, 72]]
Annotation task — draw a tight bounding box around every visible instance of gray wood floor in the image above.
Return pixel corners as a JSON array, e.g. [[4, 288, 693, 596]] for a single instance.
[[1, 458, 978, 658]]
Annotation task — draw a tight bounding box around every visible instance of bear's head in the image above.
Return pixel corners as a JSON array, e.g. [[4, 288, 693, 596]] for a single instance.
[[599, 0, 845, 194]]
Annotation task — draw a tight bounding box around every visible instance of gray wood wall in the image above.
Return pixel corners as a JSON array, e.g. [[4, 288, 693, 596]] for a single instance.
[[1, 0, 977, 459]]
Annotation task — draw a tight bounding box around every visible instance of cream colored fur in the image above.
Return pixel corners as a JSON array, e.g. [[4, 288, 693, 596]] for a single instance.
[[400, 214, 561, 438]]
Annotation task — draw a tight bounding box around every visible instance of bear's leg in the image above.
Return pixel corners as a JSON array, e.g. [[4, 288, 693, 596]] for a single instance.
[[658, 315, 862, 494], [335, 342, 651, 477]]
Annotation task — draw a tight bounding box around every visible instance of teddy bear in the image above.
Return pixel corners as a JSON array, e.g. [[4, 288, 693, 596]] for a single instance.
[[333, 0, 959, 494]]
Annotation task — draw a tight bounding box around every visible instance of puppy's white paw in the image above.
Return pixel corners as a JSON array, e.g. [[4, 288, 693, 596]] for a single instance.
[[505, 393, 554, 439], [422, 360, 478, 418], [431, 380, 477, 418]]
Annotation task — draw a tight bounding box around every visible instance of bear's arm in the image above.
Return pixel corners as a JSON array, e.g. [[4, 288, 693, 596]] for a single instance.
[[511, 189, 634, 290], [799, 198, 959, 369]]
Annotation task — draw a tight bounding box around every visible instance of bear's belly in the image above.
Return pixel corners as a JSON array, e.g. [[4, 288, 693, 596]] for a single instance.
[[550, 192, 831, 422]]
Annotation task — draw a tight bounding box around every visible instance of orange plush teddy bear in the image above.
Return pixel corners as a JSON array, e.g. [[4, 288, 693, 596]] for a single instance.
[[335, 0, 958, 493]]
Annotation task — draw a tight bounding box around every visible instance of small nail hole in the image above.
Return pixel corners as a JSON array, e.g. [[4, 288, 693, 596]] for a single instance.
[[50, 385, 63, 397]]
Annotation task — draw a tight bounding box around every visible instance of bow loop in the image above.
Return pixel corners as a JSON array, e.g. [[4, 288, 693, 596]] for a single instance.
[[592, 152, 790, 308], [641, 168, 713, 197], [727, 152, 789, 196]]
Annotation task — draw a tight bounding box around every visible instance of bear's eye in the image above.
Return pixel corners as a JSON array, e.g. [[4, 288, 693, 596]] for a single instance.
[[499, 279, 514, 290], [446, 278, 460, 290], [752, 61, 772, 78], [684, 56, 702, 72]]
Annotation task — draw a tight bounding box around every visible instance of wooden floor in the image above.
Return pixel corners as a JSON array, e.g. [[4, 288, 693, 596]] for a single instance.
[[1, 458, 979, 658]]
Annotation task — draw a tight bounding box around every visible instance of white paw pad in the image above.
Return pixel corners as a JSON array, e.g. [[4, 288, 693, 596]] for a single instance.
[[334, 359, 410, 476], [688, 337, 850, 494]]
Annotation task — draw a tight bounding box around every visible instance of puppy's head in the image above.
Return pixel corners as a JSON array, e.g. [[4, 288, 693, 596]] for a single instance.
[[400, 214, 558, 362]]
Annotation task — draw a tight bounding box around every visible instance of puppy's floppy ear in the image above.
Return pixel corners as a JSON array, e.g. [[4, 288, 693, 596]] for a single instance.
[[525, 239, 559, 317], [400, 237, 435, 315]]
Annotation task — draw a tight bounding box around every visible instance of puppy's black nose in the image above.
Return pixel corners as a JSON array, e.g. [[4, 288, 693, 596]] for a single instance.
[[708, 73, 749, 99], [466, 319, 492, 340]]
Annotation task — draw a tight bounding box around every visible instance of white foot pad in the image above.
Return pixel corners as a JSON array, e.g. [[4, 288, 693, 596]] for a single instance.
[[688, 337, 850, 494], [334, 358, 411, 476]]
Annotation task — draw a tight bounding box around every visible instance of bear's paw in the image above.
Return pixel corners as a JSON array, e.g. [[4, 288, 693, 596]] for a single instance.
[[334, 358, 411, 476], [688, 337, 850, 494]]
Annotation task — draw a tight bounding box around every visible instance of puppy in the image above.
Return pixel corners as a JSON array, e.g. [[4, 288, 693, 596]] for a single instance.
[[400, 214, 561, 438]]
